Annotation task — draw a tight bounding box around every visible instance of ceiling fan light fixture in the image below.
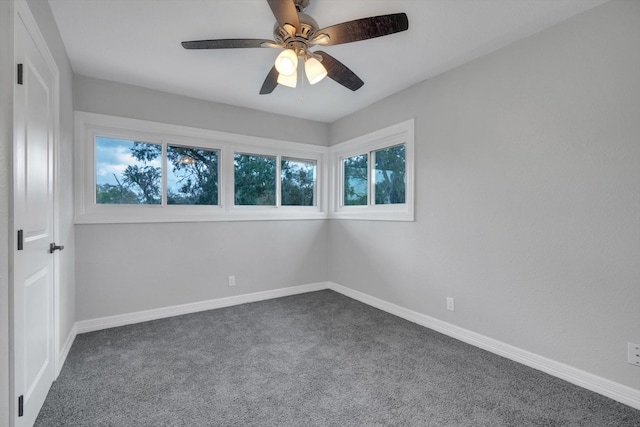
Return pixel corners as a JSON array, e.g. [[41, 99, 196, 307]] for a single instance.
[[304, 56, 327, 84], [275, 49, 298, 76], [181, 1, 409, 95], [277, 71, 297, 88]]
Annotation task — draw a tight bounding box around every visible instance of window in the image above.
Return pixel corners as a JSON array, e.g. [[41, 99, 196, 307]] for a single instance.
[[281, 158, 316, 206], [95, 137, 162, 205], [167, 145, 219, 206], [330, 119, 414, 221], [233, 154, 318, 208], [75, 112, 326, 223], [343, 154, 368, 206], [77, 112, 409, 223], [234, 153, 276, 206], [340, 146, 406, 207], [373, 144, 405, 205], [94, 136, 219, 208]]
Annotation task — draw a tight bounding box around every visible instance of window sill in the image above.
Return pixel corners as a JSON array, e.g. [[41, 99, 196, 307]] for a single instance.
[[329, 204, 414, 222], [74, 206, 328, 224]]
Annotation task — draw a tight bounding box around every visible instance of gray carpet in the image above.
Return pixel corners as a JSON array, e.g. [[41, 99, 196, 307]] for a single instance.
[[36, 290, 639, 426]]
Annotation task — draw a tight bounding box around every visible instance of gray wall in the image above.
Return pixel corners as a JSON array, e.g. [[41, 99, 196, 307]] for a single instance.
[[329, 0, 640, 390], [73, 77, 331, 321], [74, 74, 329, 147], [75, 221, 328, 320], [1, 2, 14, 424]]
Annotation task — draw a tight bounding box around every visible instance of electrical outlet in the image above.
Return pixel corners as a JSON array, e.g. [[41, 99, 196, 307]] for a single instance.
[[446, 297, 455, 312], [228, 275, 236, 287], [628, 342, 640, 367]]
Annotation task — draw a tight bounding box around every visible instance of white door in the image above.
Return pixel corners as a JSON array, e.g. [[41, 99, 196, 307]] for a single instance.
[[13, 2, 60, 426]]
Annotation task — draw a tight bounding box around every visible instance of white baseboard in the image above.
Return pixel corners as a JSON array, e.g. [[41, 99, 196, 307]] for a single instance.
[[56, 322, 78, 378], [326, 282, 640, 411], [67, 280, 639, 411], [75, 282, 329, 334]]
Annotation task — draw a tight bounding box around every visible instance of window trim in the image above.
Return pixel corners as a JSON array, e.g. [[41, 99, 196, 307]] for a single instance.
[[329, 119, 415, 221], [75, 111, 327, 223], [76, 112, 412, 223]]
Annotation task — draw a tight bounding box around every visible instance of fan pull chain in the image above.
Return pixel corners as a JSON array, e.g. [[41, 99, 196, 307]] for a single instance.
[[299, 57, 305, 102]]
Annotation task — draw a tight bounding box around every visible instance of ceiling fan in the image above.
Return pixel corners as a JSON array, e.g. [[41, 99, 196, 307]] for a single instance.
[[181, 0, 409, 94]]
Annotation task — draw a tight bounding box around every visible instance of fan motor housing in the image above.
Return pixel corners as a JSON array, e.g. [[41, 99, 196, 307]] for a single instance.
[[273, 12, 318, 53]]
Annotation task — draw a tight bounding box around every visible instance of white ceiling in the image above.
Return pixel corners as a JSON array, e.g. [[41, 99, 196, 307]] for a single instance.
[[48, 0, 608, 123]]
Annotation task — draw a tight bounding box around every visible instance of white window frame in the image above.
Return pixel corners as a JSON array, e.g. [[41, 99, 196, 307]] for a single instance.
[[329, 119, 415, 221], [75, 111, 327, 223]]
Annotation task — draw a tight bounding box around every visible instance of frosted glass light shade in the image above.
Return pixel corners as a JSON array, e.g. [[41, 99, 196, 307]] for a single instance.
[[305, 57, 327, 84], [277, 72, 297, 88], [275, 49, 298, 76]]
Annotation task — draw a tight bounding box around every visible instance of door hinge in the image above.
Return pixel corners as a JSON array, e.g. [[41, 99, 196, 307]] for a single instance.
[[17, 229, 24, 251], [18, 394, 24, 417], [17, 63, 23, 85]]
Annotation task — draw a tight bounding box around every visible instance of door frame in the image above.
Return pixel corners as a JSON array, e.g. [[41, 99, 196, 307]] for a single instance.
[[11, 0, 61, 424]]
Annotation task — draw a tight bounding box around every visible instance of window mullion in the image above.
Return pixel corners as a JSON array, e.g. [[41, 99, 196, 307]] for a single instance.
[[226, 147, 236, 210], [313, 159, 319, 208], [338, 156, 344, 209], [365, 152, 371, 207], [276, 155, 282, 207], [219, 147, 226, 210], [369, 151, 375, 206], [161, 142, 167, 207]]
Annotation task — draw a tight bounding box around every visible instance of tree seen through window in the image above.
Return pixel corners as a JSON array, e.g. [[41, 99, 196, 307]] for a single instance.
[[374, 144, 405, 204], [95, 137, 219, 205], [281, 158, 316, 206]]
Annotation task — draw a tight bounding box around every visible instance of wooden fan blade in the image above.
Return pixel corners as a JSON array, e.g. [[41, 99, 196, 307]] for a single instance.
[[267, 0, 300, 31], [314, 13, 408, 46], [260, 66, 279, 95], [181, 39, 276, 49], [315, 51, 364, 91]]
